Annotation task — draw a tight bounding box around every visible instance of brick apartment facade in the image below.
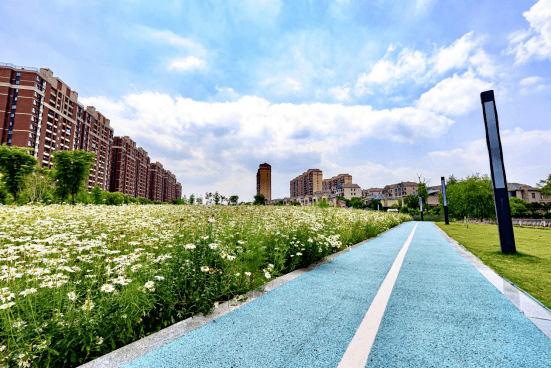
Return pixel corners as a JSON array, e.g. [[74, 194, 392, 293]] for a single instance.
[[163, 170, 177, 203], [149, 162, 165, 202], [1, 63, 181, 202], [322, 174, 352, 191], [256, 163, 271, 201], [290, 169, 323, 197]]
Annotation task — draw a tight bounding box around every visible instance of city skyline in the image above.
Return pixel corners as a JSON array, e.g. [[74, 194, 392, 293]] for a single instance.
[[3, 1, 551, 201]]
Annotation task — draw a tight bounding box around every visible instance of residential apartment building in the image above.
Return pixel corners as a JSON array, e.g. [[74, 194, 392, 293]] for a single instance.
[[149, 162, 165, 202], [290, 169, 323, 197], [163, 170, 177, 203], [110, 136, 139, 196], [382, 181, 418, 199], [362, 188, 383, 197], [1, 63, 182, 201], [0, 64, 113, 190], [334, 183, 362, 200], [322, 174, 352, 191], [508, 183, 551, 204], [175, 182, 182, 201], [135, 147, 150, 199], [256, 163, 271, 201]]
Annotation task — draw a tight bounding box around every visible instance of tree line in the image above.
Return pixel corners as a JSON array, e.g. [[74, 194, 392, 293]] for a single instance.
[[0, 144, 162, 206]]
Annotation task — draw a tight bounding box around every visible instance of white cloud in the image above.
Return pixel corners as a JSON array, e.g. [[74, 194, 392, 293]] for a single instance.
[[81, 92, 455, 199], [328, 84, 351, 101], [286, 78, 302, 91], [427, 128, 551, 186], [356, 47, 427, 94], [355, 32, 491, 96], [507, 0, 551, 63], [416, 70, 492, 115], [432, 32, 480, 74], [169, 56, 206, 71], [144, 28, 199, 49], [520, 76, 544, 86]]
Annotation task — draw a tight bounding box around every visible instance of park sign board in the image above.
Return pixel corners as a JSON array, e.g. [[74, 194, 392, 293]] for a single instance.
[[480, 90, 516, 254]]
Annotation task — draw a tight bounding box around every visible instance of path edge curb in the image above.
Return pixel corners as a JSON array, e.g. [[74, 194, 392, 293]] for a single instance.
[[433, 223, 551, 339]]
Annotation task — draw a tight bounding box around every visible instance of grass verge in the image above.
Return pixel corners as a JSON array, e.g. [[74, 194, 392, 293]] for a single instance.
[[436, 222, 551, 310]]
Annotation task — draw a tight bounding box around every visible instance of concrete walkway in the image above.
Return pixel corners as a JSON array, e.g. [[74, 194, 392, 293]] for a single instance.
[[83, 222, 551, 368]]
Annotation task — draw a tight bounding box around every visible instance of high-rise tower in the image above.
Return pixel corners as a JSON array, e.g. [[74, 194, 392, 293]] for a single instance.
[[256, 163, 271, 201]]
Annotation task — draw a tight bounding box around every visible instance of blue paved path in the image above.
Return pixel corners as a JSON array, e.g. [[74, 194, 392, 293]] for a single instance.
[[125, 222, 551, 367]]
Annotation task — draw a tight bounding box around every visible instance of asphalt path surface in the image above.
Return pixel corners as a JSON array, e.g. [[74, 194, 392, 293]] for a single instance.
[[125, 221, 551, 367]]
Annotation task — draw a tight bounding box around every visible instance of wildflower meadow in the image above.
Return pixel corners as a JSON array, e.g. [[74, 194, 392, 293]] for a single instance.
[[0, 204, 410, 367]]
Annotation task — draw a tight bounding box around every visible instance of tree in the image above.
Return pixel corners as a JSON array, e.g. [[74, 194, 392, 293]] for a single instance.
[[367, 199, 382, 210], [275, 199, 284, 206], [349, 197, 366, 209], [0, 143, 37, 202], [22, 165, 54, 204], [441, 174, 495, 220], [51, 150, 96, 205], [537, 174, 551, 197], [189, 194, 195, 205], [230, 195, 239, 205], [316, 199, 330, 208], [290, 201, 301, 206], [254, 194, 266, 205], [213, 191, 221, 205], [91, 185, 103, 205], [404, 194, 419, 209], [196, 196, 203, 205], [509, 197, 529, 218], [417, 183, 429, 213]]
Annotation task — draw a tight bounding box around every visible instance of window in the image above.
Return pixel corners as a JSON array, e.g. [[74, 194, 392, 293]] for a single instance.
[[29, 132, 33, 138], [30, 124, 34, 130], [12, 105, 16, 110], [16, 72, 21, 77], [28, 141, 32, 147], [532, 193, 536, 199], [15, 80, 20, 85], [31, 116, 35, 122]]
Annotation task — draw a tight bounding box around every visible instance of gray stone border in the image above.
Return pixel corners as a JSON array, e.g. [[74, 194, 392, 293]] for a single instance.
[[79, 225, 397, 367], [433, 223, 551, 339]]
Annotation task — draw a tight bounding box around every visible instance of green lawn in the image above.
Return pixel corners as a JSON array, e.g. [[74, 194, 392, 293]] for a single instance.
[[436, 222, 551, 310]]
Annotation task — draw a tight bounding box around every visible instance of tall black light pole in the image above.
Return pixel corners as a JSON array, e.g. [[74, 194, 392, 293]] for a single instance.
[[419, 196, 423, 221], [480, 90, 516, 254], [441, 176, 449, 225]]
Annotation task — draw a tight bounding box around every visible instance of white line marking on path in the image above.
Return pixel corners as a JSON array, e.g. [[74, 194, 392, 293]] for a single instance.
[[337, 223, 418, 368]]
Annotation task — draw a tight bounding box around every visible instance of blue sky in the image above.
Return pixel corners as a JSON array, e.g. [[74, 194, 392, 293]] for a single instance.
[[2, 0, 551, 201]]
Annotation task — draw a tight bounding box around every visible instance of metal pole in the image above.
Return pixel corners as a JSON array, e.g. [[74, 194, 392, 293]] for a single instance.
[[419, 196, 423, 221], [480, 90, 516, 253], [441, 176, 449, 225]]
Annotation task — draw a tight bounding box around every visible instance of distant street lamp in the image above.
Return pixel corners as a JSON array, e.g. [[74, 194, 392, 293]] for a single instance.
[[419, 196, 423, 221], [441, 176, 449, 225]]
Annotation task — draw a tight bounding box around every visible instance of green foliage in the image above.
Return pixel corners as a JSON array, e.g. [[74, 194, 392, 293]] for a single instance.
[[441, 174, 495, 220], [417, 183, 429, 205], [21, 165, 54, 204], [230, 195, 239, 205], [51, 150, 96, 205], [91, 185, 103, 205], [509, 197, 530, 218], [0, 143, 38, 201], [367, 199, 381, 210], [316, 199, 330, 208], [104, 191, 126, 206], [348, 197, 366, 209], [290, 201, 301, 206], [189, 194, 195, 205], [536, 174, 551, 197], [403, 194, 419, 209], [274, 200, 284, 206], [253, 194, 267, 205]]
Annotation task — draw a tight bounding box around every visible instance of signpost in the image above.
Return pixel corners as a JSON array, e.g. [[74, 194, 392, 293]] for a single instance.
[[441, 176, 449, 225], [419, 196, 423, 221], [480, 90, 516, 254]]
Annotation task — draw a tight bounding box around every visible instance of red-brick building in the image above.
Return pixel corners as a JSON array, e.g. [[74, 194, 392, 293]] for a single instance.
[[149, 162, 165, 202], [1, 63, 182, 202]]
